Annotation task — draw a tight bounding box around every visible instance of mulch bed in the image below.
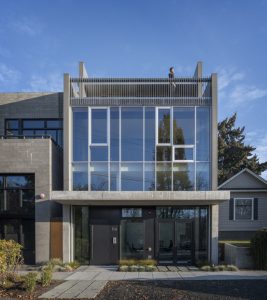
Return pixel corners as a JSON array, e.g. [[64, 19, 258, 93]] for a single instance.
[[96, 280, 267, 300], [0, 280, 62, 299]]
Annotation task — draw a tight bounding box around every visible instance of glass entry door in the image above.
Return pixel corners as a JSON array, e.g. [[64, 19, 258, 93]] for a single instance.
[[158, 220, 194, 264]]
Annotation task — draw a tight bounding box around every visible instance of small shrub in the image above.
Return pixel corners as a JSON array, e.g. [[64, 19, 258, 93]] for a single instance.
[[119, 265, 128, 272], [218, 265, 227, 271], [250, 228, 267, 270], [200, 265, 211, 271], [119, 259, 137, 266], [226, 265, 238, 271], [129, 265, 139, 272], [138, 266, 146, 272], [23, 272, 38, 293], [64, 265, 73, 272], [0, 240, 23, 286], [145, 265, 156, 272], [138, 259, 157, 266], [66, 261, 80, 269], [49, 258, 63, 267], [41, 267, 53, 287]]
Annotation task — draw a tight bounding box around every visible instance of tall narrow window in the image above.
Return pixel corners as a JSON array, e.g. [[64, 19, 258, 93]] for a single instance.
[[73, 108, 88, 161], [158, 108, 171, 144], [91, 109, 107, 144]]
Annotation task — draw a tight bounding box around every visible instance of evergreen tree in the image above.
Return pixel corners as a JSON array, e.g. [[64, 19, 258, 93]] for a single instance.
[[218, 113, 267, 185]]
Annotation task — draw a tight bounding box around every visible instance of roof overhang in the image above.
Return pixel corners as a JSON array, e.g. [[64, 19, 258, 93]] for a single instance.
[[51, 191, 230, 206]]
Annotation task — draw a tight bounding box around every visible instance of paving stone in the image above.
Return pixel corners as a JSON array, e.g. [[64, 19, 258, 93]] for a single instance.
[[93, 272, 114, 280], [66, 271, 98, 280], [39, 280, 79, 298], [108, 272, 126, 280], [188, 266, 199, 271], [153, 272, 168, 280], [167, 266, 179, 272], [77, 281, 107, 299], [165, 272, 183, 280], [157, 266, 168, 272], [52, 272, 72, 280], [177, 266, 188, 272], [138, 272, 153, 280], [124, 272, 139, 280], [58, 281, 93, 299]]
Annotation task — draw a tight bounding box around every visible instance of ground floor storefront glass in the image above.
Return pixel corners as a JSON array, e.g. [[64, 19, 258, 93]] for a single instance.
[[72, 205, 209, 265]]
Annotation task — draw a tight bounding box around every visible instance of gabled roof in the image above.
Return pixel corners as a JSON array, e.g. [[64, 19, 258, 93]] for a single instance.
[[218, 168, 267, 190]]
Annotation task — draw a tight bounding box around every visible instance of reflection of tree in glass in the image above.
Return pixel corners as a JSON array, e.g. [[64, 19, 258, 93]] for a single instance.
[[173, 167, 193, 191], [158, 113, 170, 144]]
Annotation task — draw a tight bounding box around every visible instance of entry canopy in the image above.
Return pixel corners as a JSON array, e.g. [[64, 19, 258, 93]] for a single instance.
[[51, 191, 230, 206]]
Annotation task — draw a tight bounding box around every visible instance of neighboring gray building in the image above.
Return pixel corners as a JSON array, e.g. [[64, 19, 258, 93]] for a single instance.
[[0, 62, 229, 265], [219, 168, 267, 240]]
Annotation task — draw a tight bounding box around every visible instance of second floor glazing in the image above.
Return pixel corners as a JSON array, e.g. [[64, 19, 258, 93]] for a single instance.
[[72, 106, 211, 192]]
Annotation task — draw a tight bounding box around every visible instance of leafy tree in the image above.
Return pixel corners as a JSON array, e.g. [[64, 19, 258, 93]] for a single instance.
[[218, 113, 267, 185]]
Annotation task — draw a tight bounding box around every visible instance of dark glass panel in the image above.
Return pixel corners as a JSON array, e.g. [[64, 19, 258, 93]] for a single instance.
[[3, 221, 20, 243], [34, 130, 45, 136], [173, 107, 195, 145], [120, 220, 144, 259], [90, 163, 108, 191], [73, 108, 88, 161], [0, 190, 4, 212], [144, 163, 155, 191], [110, 107, 119, 161], [195, 207, 209, 263], [6, 190, 20, 212], [6, 120, 19, 129], [158, 108, 170, 144], [121, 107, 143, 161], [74, 206, 90, 264], [157, 146, 172, 161], [156, 163, 172, 191], [6, 175, 34, 188], [73, 163, 88, 191], [47, 120, 63, 128], [196, 107, 210, 161], [0, 176, 3, 188], [145, 107, 155, 161], [22, 190, 35, 215], [90, 146, 108, 161], [174, 147, 194, 161], [196, 162, 210, 190], [173, 163, 195, 191], [121, 163, 143, 191], [22, 130, 34, 136], [6, 129, 19, 137], [91, 109, 107, 144], [158, 222, 174, 262], [23, 120, 45, 129], [110, 163, 120, 191], [57, 130, 63, 147]]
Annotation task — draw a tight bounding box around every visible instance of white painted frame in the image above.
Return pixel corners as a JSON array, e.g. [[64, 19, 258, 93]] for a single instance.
[[172, 145, 194, 162]]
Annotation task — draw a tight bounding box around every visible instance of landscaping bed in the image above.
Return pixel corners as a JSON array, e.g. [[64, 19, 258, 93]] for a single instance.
[[0, 280, 62, 299], [96, 280, 267, 300]]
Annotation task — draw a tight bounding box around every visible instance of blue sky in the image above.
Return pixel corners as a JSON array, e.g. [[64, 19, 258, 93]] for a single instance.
[[0, 0, 267, 178]]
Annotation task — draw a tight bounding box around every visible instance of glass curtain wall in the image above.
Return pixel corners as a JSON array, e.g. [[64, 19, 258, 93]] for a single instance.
[[72, 106, 211, 191]]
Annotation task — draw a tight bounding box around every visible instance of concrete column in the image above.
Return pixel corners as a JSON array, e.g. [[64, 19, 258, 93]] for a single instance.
[[211, 73, 218, 190], [210, 204, 219, 264], [194, 61, 203, 97], [62, 204, 71, 263], [63, 74, 71, 191]]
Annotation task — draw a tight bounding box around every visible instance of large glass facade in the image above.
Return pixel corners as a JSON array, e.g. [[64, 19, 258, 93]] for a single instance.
[[72, 106, 211, 191], [0, 174, 35, 264]]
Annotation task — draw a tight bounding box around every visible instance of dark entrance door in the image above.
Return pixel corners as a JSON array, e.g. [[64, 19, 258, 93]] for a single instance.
[[157, 220, 194, 265], [90, 225, 119, 265]]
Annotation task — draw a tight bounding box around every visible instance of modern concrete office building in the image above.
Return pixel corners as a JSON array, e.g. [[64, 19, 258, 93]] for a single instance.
[[0, 62, 229, 265]]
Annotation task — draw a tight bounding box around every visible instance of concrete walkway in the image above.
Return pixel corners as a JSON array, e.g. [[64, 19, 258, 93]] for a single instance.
[[38, 265, 267, 299]]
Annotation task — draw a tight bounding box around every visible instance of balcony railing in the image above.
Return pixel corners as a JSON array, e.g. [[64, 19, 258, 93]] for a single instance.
[[70, 77, 212, 99]]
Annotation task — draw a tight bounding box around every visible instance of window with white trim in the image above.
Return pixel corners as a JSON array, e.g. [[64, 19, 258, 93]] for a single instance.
[[234, 198, 253, 220]]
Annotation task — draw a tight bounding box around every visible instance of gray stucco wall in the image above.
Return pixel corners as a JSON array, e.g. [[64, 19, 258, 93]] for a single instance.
[[0, 139, 62, 263], [219, 191, 267, 233], [0, 92, 63, 135]]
